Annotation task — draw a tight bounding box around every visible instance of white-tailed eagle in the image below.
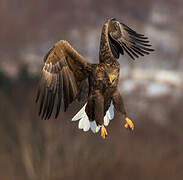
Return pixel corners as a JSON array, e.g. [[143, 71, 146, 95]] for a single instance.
[[36, 18, 154, 139]]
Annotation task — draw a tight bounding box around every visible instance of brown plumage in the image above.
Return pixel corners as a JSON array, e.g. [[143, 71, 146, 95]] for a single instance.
[[36, 18, 154, 138]]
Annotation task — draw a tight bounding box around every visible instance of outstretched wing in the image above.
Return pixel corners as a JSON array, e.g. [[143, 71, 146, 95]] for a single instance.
[[99, 18, 154, 62], [36, 40, 91, 120]]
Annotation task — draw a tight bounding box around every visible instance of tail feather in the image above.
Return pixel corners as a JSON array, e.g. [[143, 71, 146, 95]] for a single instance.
[[90, 121, 101, 133], [72, 104, 87, 121], [72, 101, 114, 133], [78, 114, 90, 132]]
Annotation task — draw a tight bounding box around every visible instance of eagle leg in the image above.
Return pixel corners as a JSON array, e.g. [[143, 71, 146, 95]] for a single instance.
[[101, 124, 108, 139], [112, 90, 135, 131]]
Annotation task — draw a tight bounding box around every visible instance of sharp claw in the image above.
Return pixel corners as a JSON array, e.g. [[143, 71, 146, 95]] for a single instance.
[[124, 123, 129, 129], [101, 124, 108, 139], [124, 117, 134, 131]]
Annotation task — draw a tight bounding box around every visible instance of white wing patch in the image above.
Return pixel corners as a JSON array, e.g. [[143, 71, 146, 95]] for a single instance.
[[72, 101, 114, 133]]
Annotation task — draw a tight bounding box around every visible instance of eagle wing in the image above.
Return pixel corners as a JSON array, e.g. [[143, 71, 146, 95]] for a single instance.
[[36, 40, 91, 120], [99, 18, 154, 62]]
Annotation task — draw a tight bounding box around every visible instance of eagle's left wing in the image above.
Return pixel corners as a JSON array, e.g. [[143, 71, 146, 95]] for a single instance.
[[36, 40, 91, 120]]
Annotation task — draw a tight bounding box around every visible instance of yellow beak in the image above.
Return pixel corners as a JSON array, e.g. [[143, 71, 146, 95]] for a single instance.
[[109, 74, 114, 83]]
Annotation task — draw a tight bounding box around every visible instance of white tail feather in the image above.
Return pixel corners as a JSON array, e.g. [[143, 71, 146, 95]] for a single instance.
[[90, 121, 101, 133], [72, 104, 87, 121], [72, 101, 114, 133], [78, 115, 90, 131]]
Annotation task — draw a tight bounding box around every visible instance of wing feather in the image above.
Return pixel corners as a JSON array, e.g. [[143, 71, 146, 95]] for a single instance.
[[109, 19, 154, 60], [36, 40, 91, 119], [99, 18, 154, 62], [55, 72, 62, 118]]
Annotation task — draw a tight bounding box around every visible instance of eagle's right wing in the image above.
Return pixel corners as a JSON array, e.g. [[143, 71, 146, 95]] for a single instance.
[[99, 18, 154, 62], [36, 40, 91, 120]]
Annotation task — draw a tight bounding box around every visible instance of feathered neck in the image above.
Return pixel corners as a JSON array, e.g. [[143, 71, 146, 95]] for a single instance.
[[99, 19, 114, 63]]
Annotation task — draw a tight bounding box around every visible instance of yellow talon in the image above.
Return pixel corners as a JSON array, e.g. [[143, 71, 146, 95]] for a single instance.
[[124, 123, 129, 129], [124, 117, 134, 131], [101, 124, 108, 139]]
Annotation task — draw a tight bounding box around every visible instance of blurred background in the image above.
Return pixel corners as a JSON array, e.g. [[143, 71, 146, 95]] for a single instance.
[[0, 0, 183, 179]]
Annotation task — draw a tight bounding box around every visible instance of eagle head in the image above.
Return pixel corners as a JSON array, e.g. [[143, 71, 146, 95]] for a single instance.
[[106, 68, 119, 85]]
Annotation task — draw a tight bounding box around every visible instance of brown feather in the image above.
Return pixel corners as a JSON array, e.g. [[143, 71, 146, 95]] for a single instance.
[[112, 90, 126, 117], [99, 18, 154, 62], [55, 72, 63, 119], [36, 40, 91, 119]]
